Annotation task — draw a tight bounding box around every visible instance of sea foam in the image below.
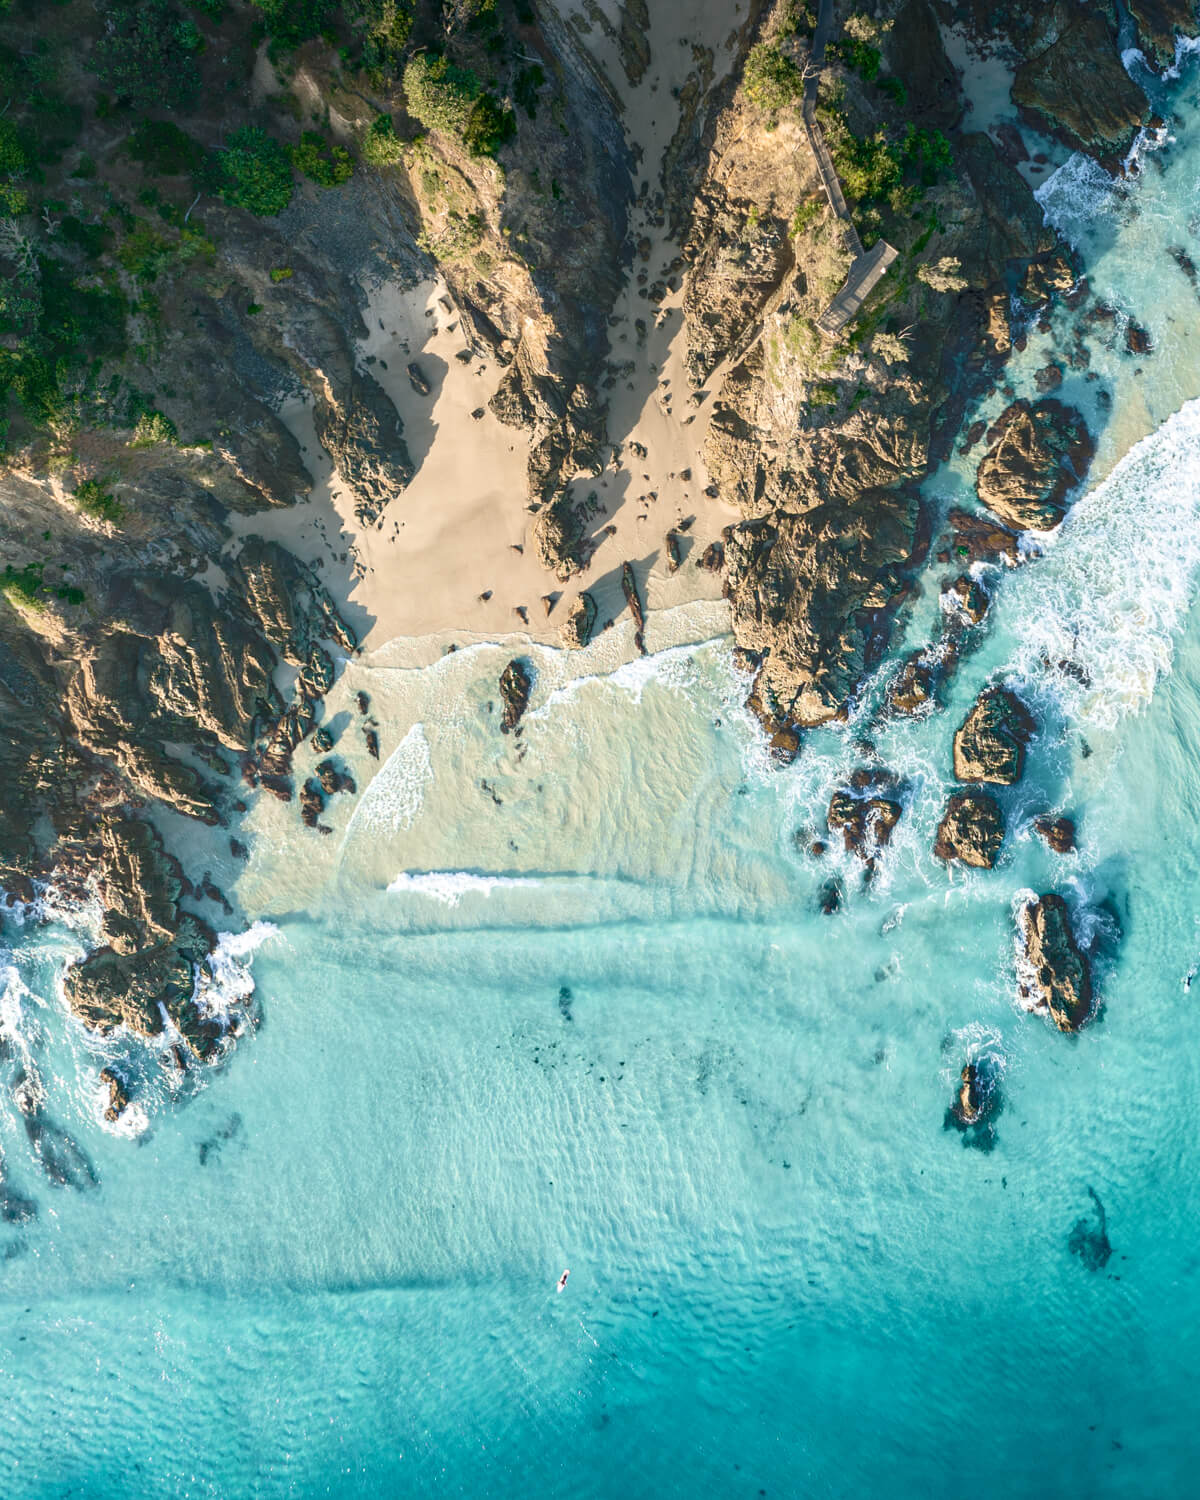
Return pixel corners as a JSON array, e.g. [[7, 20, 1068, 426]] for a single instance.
[[1003, 396, 1200, 728], [386, 871, 541, 905]]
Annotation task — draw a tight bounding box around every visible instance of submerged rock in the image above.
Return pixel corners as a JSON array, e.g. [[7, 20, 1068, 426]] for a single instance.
[[499, 659, 533, 734], [1020, 893, 1093, 1031], [1068, 1186, 1113, 1270], [953, 687, 1035, 785], [975, 398, 1094, 532], [934, 790, 1006, 869]]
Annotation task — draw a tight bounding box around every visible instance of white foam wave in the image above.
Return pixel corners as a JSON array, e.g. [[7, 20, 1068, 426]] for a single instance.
[[1003, 396, 1200, 728], [191, 920, 278, 1022], [345, 722, 433, 838], [386, 871, 541, 906], [1164, 33, 1200, 80], [1034, 151, 1129, 246]]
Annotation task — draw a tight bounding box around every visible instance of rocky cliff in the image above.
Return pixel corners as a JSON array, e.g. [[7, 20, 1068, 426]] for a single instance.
[[0, 0, 1184, 1085]]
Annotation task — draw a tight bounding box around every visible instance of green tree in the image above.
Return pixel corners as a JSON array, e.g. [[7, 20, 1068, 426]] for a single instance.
[[743, 44, 803, 115], [93, 0, 204, 110], [216, 128, 294, 216], [360, 113, 405, 166], [290, 131, 354, 186], [250, 0, 335, 46], [402, 53, 480, 136], [462, 94, 515, 157]]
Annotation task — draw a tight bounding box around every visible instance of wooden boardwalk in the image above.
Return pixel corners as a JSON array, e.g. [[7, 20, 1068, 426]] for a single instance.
[[803, 0, 896, 337]]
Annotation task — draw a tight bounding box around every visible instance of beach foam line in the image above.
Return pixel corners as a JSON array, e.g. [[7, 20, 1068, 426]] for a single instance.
[[341, 722, 433, 841], [386, 871, 542, 906]]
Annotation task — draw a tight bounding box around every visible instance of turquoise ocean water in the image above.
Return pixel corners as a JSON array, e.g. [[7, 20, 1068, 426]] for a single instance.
[[8, 48, 1200, 1500]]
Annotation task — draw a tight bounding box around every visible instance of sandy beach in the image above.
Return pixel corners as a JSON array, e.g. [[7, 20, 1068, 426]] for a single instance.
[[234, 1, 754, 658]]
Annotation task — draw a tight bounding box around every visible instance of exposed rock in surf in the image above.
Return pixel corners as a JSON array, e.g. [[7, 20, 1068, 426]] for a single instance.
[[944, 507, 1021, 566], [316, 759, 355, 797], [621, 562, 647, 656], [934, 790, 1006, 869], [364, 727, 380, 760], [1068, 1186, 1113, 1270], [665, 531, 683, 573], [945, 574, 990, 624], [943, 1060, 1000, 1150], [746, 674, 802, 764], [406, 362, 432, 396], [1034, 815, 1077, 853], [827, 785, 903, 862], [975, 398, 1094, 532], [560, 591, 597, 650], [890, 651, 939, 715], [99, 1067, 131, 1123], [299, 778, 324, 830], [953, 687, 1035, 785], [499, 659, 533, 734], [1125, 320, 1153, 355], [356, 692, 370, 716], [1020, 893, 1093, 1031]]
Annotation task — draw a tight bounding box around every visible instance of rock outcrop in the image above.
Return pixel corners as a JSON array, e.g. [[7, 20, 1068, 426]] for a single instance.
[[499, 660, 533, 734], [953, 688, 1035, 785], [1010, 0, 1149, 157], [561, 592, 598, 650], [975, 399, 1094, 532], [934, 791, 1006, 868], [1020, 893, 1093, 1031]]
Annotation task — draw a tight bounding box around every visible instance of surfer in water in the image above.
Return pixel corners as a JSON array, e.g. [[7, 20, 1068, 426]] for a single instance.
[[556, 1269, 569, 1293]]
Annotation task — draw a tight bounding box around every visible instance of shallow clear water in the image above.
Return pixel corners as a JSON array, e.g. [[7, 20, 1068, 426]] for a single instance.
[[10, 53, 1200, 1500]]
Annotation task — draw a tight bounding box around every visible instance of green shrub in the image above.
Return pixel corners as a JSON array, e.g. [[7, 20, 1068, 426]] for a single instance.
[[93, 0, 204, 110], [71, 478, 124, 523], [835, 37, 881, 81], [290, 130, 354, 187], [418, 209, 484, 263], [878, 75, 906, 107], [463, 94, 515, 157], [250, 0, 334, 46], [129, 409, 178, 447], [118, 222, 175, 280], [901, 125, 953, 185], [0, 561, 84, 608], [126, 119, 206, 177], [514, 63, 544, 118], [361, 113, 405, 166], [743, 43, 803, 114], [402, 53, 480, 136], [790, 197, 823, 238], [216, 128, 294, 216], [270, 266, 293, 282]]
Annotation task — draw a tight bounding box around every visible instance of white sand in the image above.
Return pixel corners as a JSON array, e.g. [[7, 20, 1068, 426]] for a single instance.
[[236, 2, 756, 657]]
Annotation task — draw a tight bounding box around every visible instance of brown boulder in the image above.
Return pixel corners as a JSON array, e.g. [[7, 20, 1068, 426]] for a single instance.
[[1020, 893, 1093, 1031], [975, 399, 1094, 532], [934, 791, 1005, 868], [1034, 815, 1076, 853], [953, 687, 1035, 785]]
